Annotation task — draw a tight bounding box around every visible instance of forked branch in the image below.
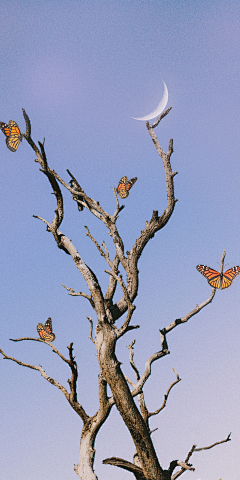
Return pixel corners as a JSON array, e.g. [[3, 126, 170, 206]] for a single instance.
[[172, 434, 231, 479], [0, 346, 88, 422]]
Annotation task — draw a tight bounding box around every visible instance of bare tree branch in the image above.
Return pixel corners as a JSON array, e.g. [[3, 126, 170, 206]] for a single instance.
[[10, 337, 71, 364], [104, 254, 120, 304], [85, 226, 114, 271], [148, 368, 181, 417], [62, 283, 95, 308], [172, 434, 231, 479], [67, 169, 85, 211], [131, 331, 170, 397], [194, 433, 231, 452], [0, 347, 88, 422], [67, 342, 79, 405], [102, 457, 147, 480], [220, 249, 226, 275], [127, 340, 140, 381], [87, 317, 95, 344], [148, 107, 172, 129], [161, 289, 216, 335]]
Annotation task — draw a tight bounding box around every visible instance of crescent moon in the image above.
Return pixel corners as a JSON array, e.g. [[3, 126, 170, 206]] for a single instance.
[[133, 81, 168, 121]]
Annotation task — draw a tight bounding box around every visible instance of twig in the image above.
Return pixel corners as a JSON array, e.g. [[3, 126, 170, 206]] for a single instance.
[[161, 288, 216, 335], [87, 317, 95, 344], [9, 337, 71, 364], [62, 284, 95, 308], [148, 106, 172, 129], [172, 434, 231, 479], [220, 249, 226, 275], [148, 367, 181, 417], [195, 433, 231, 451], [67, 342, 79, 405], [127, 340, 140, 381], [85, 226, 113, 269]]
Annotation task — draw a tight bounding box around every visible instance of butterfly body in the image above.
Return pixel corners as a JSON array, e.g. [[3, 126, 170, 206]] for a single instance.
[[196, 265, 240, 289], [0, 120, 22, 152], [117, 176, 137, 199], [37, 318, 55, 342]]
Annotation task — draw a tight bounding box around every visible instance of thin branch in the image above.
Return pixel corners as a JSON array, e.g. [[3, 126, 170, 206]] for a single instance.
[[127, 340, 140, 381], [111, 186, 125, 222], [0, 349, 72, 403], [172, 434, 231, 479], [195, 433, 231, 451], [220, 249, 226, 275], [9, 337, 70, 364], [126, 340, 150, 426], [62, 283, 95, 308], [124, 375, 135, 388], [161, 288, 216, 335], [85, 226, 113, 269], [67, 169, 85, 211], [130, 331, 170, 397], [67, 342, 79, 405], [148, 367, 181, 417], [87, 317, 95, 344], [104, 254, 120, 304], [0, 346, 89, 423], [131, 332, 170, 396], [51, 168, 103, 220], [148, 106, 172, 129]]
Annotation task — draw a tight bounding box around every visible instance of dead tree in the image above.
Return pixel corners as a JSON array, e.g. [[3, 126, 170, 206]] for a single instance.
[[0, 108, 231, 480]]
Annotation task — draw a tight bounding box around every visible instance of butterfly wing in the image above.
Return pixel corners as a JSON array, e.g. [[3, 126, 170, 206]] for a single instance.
[[37, 323, 46, 340], [45, 317, 53, 334], [221, 266, 240, 289], [7, 121, 22, 152], [0, 122, 10, 137], [0, 121, 22, 152], [117, 176, 128, 198], [37, 318, 55, 342], [117, 176, 137, 199], [196, 265, 221, 289], [126, 177, 137, 194], [7, 135, 21, 152], [44, 317, 55, 342]]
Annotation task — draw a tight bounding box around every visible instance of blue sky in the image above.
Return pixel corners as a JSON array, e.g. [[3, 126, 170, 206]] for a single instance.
[[0, 1, 240, 479]]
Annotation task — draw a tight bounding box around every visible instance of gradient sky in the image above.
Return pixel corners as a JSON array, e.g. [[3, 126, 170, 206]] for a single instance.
[[0, 1, 240, 479]]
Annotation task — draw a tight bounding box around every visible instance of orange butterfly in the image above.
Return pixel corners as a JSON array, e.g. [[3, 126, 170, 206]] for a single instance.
[[117, 176, 137, 199], [0, 120, 22, 152], [196, 265, 240, 289], [37, 318, 55, 342]]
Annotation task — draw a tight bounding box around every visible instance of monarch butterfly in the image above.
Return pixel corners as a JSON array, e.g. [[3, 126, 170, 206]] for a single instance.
[[196, 265, 240, 289], [117, 176, 137, 199], [37, 318, 55, 342], [0, 120, 22, 152]]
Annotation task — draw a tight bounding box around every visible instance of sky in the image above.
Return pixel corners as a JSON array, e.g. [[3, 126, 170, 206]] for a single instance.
[[0, 0, 240, 479]]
